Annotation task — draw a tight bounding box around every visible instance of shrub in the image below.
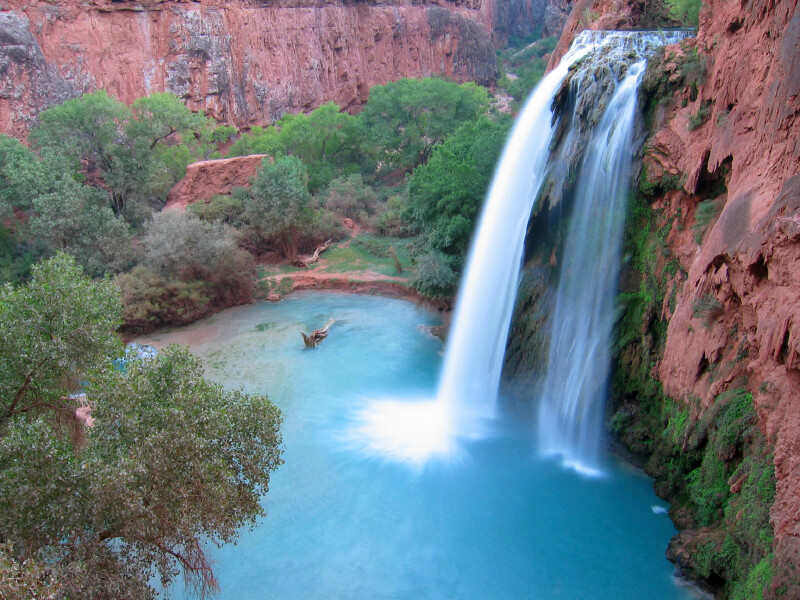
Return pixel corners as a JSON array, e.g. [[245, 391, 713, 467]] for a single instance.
[[375, 193, 414, 237], [688, 100, 713, 131], [117, 266, 212, 333], [324, 174, 378, 222], [693, 197, 722, 242], [122, 210, 254, 331], [411, 251, 459, 298], [692, 293, 724, 327], [666, 0, 702, 27], [188, 192, 245, 224]]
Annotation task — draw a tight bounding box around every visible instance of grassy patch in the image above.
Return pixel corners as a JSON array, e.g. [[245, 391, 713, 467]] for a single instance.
[[693, 197, 722, 242], [323, 235, 413, 276]]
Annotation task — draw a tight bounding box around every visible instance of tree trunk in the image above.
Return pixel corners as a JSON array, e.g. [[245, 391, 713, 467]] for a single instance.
[[300, 319, 335, 348]]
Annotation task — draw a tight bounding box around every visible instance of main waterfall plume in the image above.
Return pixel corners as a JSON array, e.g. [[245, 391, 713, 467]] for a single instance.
[[352, 30, 688, 466]]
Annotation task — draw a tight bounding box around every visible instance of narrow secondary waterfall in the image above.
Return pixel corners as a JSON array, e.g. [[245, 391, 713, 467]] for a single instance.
[[535, 31, 691, 474]]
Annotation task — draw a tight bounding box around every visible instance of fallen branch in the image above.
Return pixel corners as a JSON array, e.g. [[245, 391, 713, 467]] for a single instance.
[[291, 240, 332, 269], [300, 318, 335, 348]]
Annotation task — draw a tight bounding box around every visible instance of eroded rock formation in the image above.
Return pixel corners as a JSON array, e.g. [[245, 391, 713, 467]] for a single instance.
[[0, 0, 496, 138], [165, 154, 267, 209], [648, 3, 800, 592]]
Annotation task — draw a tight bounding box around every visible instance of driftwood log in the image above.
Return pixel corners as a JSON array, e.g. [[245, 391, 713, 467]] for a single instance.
[[291, 239, 332, 269], [301, 318, 335, 348]]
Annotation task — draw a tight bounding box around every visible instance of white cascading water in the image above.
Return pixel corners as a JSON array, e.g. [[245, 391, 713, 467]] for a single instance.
[[354, 30, 688, 466], [533, 31, 691, 475], [434, 40, 594, 418]]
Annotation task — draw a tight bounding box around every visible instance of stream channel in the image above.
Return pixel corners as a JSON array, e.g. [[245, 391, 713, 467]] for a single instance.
[[140, 291, 701, 600]]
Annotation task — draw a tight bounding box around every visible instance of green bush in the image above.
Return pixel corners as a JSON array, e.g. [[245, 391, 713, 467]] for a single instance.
[[187, 192, 245, 224], [693, 197, 722, 242], [324, 174, 378, 223], [688, 100, 713, 131], [117, 267, 213, 333], [666, 0, 702, 27], [375, 193, 414, 237], [410, 250, 459, 299]]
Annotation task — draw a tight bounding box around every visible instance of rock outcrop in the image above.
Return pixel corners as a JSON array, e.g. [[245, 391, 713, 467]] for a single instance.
[[165, 154, 267, 209], [487, 0, 573, 46], [0, 0, 496, 139], [546, 0, 673, 69]]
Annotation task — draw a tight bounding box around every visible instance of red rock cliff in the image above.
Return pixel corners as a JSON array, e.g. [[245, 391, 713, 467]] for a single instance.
[[551, 0, 800, 593], [0, 0, 496, 138], [650, 2, 800, 592]]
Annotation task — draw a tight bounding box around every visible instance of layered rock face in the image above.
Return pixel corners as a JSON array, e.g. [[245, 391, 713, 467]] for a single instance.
[[487, 0, 573, 46], [648, 2, 800, 592], [0, 0, 496, 138], [547, 0, 670, 68]]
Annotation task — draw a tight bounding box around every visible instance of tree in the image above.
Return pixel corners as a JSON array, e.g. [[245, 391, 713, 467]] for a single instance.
[[0, 135, 48, 216], [0, 135, 73, 218], [130, 93, 207, 150], [408, 115, 510, 258], [139, 209, 249, 282], [277, 103, 362, 191], [29, 181, 134, 277], [0, 253, 121, 427], [242, 155, 314, 259], [227, 125, 283, 158], [30, 92, 206, 218], [323, 173, 377, 222], [0, 253, 283, 598], [357, 78, 490, 171]]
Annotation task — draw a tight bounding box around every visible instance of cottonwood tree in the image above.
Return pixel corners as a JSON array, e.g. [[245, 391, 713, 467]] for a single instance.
[[0, 253, 283, 599], [358, 78, 490, 171], [242, 155, 314, 260], [29, 181, 134, 277], [30, 91, 208, 219], [408, 116, 510, 258]]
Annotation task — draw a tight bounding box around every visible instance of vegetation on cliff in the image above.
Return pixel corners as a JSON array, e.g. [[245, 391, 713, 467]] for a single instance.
[[609, 189, 776, 599]]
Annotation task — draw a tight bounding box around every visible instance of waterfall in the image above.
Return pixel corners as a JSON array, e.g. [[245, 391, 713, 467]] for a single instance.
[[534, 31, 691, 474], [434, 39, 594, 421], [354, 30, 688, 466]]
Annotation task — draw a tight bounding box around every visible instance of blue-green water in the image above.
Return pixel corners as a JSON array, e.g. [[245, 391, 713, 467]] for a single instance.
[[143, 292, 698, 600]]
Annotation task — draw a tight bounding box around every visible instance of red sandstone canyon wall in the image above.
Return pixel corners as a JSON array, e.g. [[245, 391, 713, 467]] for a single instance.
[[0, 0, 497, 138], [650, 2, 800, 589]]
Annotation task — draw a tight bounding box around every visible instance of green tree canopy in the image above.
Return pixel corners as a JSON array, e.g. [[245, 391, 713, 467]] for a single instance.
[[139, 209, 253, 284], [30, 92, 207, 219], [0, 253, 121, 426], [29, 181, 134, 277], [408, 115, 510, 259], [358, 78, 490, 171], [0, 253, 283, 598], [242, 155, 314, 259], [228, 103, 362, 192], [0, 135, 72, 217]]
